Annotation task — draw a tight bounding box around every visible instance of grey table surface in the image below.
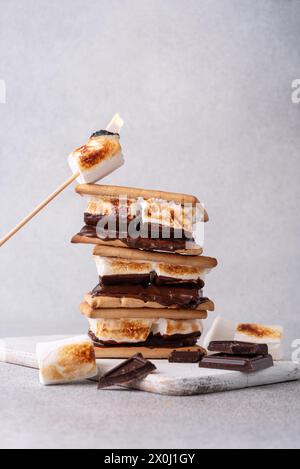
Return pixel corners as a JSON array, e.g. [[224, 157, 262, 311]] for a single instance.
[[0, 362, 299, 449]]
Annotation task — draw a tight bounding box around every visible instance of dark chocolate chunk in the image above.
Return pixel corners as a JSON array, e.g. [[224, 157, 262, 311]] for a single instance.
[[98, 353, 156, 389], [199, 353, 274, 373], [100, 274, 151, 286], [208, 341, 269, 356], [169, 349, 206, 363], [90, 129, 119, 138]]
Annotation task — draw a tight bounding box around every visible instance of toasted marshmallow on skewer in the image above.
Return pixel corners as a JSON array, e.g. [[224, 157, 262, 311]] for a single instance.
[[0, 114, 125, 248], [234, 323, 284, 361], [36, 336, 97, 385], [68, 114, 124, 184]]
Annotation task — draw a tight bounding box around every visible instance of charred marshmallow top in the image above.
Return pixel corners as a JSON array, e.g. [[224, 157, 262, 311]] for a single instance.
[[68, 132, 124, 184]]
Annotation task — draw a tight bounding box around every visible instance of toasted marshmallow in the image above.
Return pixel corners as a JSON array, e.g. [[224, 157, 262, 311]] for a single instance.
[[235, 324, 284, 360], [86, 196, 138, 216], [69, 133, 124, 184], [140, 198, 196, 233], [151, 319, 203, 337], [93, 255, 209, 283], [155, 263, 209, 281], [36, 336, 97, 385], [88, 318, 153, 343], [94, 256, 153, 277], [86, 197, 117, 216], [89, 318, 203, 344], [203, 316, 236, 350]]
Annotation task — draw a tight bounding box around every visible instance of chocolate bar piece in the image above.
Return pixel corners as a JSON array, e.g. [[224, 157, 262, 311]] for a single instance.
[[208, 341, 268, 356], [199, 353, 274, 373], [98, 353, 156, 389], [169, 349, 206, 363]]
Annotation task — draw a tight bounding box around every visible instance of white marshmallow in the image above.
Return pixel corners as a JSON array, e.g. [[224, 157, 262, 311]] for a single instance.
[[88, 318, 153, 344], [234, 324, 284, 361], [155, 263, 209, 281], [94, 256, 152, 277], [36, 335, 97, 385], [151, 319, 203, 337], [203, 316, 236, 350], [140, 198, 196, 233], [69, 151, 124, 184], [68, 136, 124, 184]]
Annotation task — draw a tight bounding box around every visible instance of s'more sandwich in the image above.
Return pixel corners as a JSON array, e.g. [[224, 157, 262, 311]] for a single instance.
[[72, 183, 217, 359], [79, 246, 217, 358], [71, 184, 208, 255], [84, 246, 217, 310]]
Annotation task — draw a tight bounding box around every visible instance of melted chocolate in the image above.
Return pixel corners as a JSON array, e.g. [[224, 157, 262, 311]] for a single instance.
[[154, 276, 205, 288], [101, 274, 151, 286], [89, 330, 201, 348], [77, 225, 194, 253], [84, 213, 193, 240], [100, 273, 205, 288], [91, 283, 205, 309]]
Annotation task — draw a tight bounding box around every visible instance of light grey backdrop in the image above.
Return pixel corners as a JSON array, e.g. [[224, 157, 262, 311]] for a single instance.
[[1, 0, 300, 353]]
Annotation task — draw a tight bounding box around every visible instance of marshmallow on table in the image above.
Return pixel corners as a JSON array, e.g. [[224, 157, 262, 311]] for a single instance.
[[68, 114, 124, 184], [203, 316, 236, 350], [203, 317, 284, 361], [235, 323, 284, 361], [36, 335, 97, 385]]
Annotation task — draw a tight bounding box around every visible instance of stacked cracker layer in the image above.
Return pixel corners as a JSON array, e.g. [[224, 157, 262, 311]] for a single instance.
[[72, 184, 217, 358]]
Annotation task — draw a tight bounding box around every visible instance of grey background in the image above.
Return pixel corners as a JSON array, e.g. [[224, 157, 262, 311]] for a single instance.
[[1, 362, 300, 449], [1, 0, 300, 353]]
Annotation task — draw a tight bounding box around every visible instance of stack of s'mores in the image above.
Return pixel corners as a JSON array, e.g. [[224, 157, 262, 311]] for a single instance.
[[72, 184, 217, 358]]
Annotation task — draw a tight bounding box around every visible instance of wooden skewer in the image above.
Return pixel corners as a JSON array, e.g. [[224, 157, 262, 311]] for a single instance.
[[0, 114, 124, 248], [0, 172, 79, 247]]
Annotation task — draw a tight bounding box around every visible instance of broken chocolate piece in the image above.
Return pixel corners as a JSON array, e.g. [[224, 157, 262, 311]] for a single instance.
[[98, 353, 156, 389], [199, 353, 274, 373], [208, 341, 269, 356], [169, 349, 206, 363]]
